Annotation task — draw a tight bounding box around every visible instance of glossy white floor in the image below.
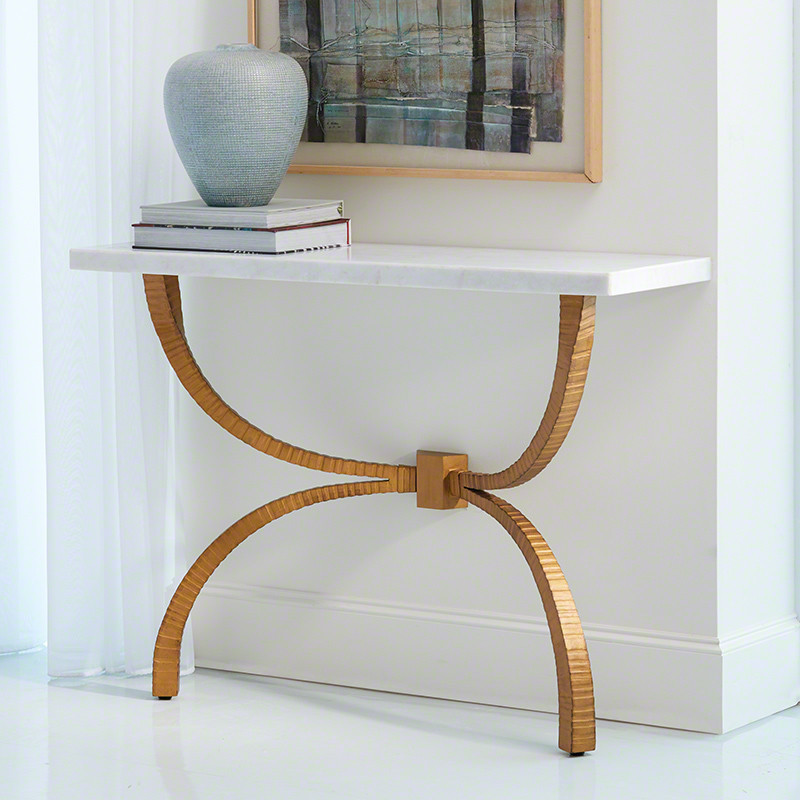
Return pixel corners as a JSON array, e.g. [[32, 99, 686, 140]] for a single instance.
[[3, 650, 799, 799]]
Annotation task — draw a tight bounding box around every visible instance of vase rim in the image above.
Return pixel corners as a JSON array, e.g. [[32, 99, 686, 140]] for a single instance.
[[215, 43, 258, 51]]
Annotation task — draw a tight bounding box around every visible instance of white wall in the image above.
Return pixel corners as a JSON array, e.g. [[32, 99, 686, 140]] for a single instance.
[[174, 0, 799, 732], [716, 0, 799, 731]]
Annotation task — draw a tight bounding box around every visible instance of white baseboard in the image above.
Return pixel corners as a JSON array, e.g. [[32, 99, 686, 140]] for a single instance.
[[720, 616, 800, 732], [192, 581, 800, 734]]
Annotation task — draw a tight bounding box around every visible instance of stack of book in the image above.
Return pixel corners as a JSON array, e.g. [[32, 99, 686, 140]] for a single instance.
[[132, 198, 350, 255]]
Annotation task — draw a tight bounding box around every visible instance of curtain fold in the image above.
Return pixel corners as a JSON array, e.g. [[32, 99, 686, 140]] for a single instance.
[[0, 1, 47, 655], [39, 0, 244, 676], [37, 0, 190, 676]]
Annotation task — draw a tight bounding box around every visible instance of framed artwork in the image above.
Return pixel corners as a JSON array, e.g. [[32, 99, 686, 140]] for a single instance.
[[247, 0, 601, 182]]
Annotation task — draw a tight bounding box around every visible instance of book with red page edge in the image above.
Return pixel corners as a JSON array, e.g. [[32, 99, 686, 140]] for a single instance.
[[132, 217, 349, 233]]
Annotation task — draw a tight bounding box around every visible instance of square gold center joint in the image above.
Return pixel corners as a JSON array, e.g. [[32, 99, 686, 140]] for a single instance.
[[416, 450, 469, 510]]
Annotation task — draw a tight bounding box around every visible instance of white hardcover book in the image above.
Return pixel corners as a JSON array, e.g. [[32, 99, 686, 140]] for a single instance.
[[139, 198, 343, 229], [132, 219, 351, 254]]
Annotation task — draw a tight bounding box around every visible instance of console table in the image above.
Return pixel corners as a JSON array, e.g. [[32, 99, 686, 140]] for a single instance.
[[71, 243, 711, 755]]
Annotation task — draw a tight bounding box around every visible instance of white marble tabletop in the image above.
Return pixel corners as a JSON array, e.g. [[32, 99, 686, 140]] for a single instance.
[[70, 243, 711, 297]]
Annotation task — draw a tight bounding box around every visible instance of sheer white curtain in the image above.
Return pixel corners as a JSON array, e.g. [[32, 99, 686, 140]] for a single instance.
[[0, 2, 47, 655], [795, 0, 800, 623], [34, 0, 243, 676]]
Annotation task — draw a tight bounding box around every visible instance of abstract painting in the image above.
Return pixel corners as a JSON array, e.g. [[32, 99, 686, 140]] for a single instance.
[[279, 0, 564, 152]]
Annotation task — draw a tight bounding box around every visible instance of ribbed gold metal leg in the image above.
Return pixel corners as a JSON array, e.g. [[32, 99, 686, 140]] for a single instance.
[[152, 481, 395, 698]]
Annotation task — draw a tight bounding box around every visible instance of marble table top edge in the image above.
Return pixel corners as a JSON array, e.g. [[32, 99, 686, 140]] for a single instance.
[[69, 243, 712, 298]]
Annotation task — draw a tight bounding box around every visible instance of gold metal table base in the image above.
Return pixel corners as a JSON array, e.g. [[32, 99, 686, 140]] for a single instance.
[[143, 275, 596, 755]]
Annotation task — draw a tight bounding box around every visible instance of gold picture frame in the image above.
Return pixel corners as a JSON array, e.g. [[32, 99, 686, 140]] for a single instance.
[[248, 0, 601, 182]]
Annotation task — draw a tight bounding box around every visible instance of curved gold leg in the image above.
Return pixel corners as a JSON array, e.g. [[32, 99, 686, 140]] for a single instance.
[[459, 295, 595, 492], [144, 273, 415, 700], [460, 488, 596, 754], [143, 274, 415, 491], [153, 480, 395, 698], [144, 274, 597, 755], [441, 293, 597, 753]]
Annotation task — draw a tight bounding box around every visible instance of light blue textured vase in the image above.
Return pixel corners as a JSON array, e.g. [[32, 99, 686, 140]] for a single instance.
[[164, 44, 308, 207]]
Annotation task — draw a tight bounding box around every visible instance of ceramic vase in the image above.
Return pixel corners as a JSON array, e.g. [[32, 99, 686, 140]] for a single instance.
[[164, 44, 308, 207]]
